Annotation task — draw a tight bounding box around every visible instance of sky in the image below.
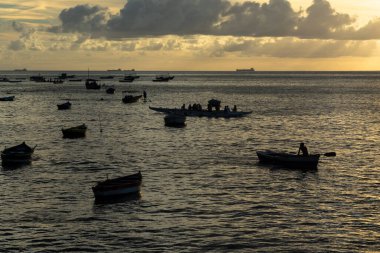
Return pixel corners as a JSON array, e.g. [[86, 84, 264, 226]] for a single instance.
[[0, 0, 380, 71]]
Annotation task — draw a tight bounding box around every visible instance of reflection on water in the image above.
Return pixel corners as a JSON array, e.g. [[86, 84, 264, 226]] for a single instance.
[[0, 71, 379, 252]]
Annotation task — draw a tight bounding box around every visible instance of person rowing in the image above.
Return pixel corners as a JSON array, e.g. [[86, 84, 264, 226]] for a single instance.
[[297, 142, 309, 156]]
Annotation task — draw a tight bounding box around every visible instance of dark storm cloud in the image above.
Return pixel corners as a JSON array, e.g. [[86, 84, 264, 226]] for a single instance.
[[48, 0, 380, 40], [48, 4, 109, 35]]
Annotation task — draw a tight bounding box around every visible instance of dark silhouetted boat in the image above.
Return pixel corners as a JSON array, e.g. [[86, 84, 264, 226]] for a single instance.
[[106, 87, 115, 94], [92, 171, 142, 200], [256, 150, 320, 169], [62, 124, 87, 138], [0, 96, 15, 101], [236, 68, 255, 72], [85, 79, 101, 89], [30, 75, 46, 82], [100, 75, 114, 79], [0, 77, 10, 82], [164, 113, 186, 127], [152, 74, 174, 82], [57, 101, 71, 110], [149, 106, 252, 118], [122, 95, 142, 103], [1, 142, 36, 165]]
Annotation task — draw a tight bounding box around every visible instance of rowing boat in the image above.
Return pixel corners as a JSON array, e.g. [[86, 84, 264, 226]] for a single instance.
[[256, 150, 320, 169]]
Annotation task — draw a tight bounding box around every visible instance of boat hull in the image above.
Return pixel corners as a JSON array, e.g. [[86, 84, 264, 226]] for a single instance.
[[92, 172, 142, 200], [149, 106, 252, 118], [122, 95, 142, 103], [164, 114, 186, 127], [62, 124, 87, 138], [256, 151, 320, 169]]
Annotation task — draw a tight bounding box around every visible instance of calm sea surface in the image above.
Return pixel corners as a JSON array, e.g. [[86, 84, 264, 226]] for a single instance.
[[0, 71, 379, 252]]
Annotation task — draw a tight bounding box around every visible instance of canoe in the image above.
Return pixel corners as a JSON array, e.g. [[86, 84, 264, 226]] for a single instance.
[[164, 113, 186, 127], [149, 106, 252, 118], [256, 150, 320, 169], [92, 171, 142, 200], [122, 95, 142, 103], [62, 124, 87, 138], [1, 142, 36, 165], [0, 96, 15, 101], [57, 101, 71, 110]]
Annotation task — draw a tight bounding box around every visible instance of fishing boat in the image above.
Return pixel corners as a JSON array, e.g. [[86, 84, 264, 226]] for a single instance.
[[149, 106, 252, 118], [62, 124, 87, 138], [164, 113, 186, 127], [236, 68, 255, 72], [92, 171, 142, 200], [57, 101, 71, 110], [122, 95, 142, 103], [85, 79, 101, 89], [0, 96, 15, 101], [1, 142, 36, 165], [256, 150, 320, 169]]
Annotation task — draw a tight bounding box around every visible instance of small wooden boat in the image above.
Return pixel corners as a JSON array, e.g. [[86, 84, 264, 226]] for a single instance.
[[92, 171, 142, 200], [164, 113, 186, 127], [1, 142, 36, 165], [57, 101, 71, 110], [122, 95, 142, 103], [85, 79, 101, 89], [256, 150, 320, 169], [119, 75, 139, 82], [152, 74, 173, 82], [106, 87, 115, 94], [0, 96, 15, 101], [62, 124, 87, 138], [149, 106, 252, 118]]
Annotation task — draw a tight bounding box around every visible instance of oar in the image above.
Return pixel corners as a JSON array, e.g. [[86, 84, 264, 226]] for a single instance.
[[323, 152, 336, 157]]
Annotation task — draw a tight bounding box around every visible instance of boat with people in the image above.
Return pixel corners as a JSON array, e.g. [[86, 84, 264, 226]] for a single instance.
[[1, 142, 36, 165], [164, 113, 186, 127], [57, 101, 71, 110], [92, 171, 142, 200], [149, 99, 252, 118], [256, 150, 322, 169], [0, 96, 15, 101], [85, 79, 101, 89], [122, 94, 142, 103], [62, 124, 87, 138]]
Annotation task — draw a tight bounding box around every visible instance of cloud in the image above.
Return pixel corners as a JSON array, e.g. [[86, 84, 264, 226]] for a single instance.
[[48, 4, 109, 36], [47, 0, 380, 40], [206, 38, 377, 58]]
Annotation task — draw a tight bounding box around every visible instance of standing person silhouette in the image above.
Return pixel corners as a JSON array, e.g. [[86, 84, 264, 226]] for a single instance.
[[298, 143, 309, 156]]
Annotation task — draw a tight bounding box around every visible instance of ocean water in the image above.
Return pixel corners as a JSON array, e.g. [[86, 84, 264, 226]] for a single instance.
[[0, 71, 379, 252]]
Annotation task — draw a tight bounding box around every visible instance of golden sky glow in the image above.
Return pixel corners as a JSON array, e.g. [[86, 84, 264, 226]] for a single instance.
[[0, 0, 379, 71]]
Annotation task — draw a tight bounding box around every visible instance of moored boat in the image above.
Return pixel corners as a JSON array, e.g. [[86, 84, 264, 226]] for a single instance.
[[122, 95, 142, 103], [152, 74, 174, 82], [57, 101, 71, 110], [0, 96, 15, 101], [62, 124, 87, 138], [106, 87, 115, 94], [85, 79, 101, 89], [256, 150, 320, 169], [164, 113, 186, 127], [92, 171, 142, 200], [1, 142, 36, 165]]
